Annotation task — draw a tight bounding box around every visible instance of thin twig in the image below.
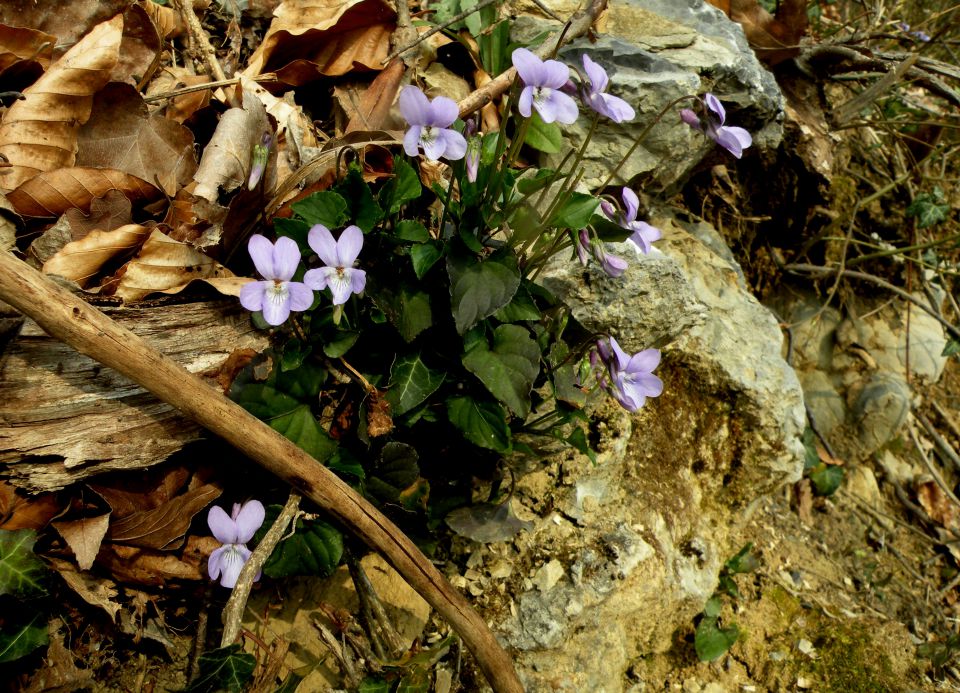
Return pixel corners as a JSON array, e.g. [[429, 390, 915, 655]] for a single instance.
[[933, 401, 960, 443], [221, 492, 302, 647], [347, 551, 405, 659], [187, 588, 211, 683], [173, 0, 229, 84], [917, 412, 960, 474], [313, 619, 362, 687], [909, 421, 960, 514], [143, 75, 279, 103]]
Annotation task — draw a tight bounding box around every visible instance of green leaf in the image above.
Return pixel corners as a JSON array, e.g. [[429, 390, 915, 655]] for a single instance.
[[234, 383, 300, 420], [270, 404, 338, 463], [187, 644, 256, 693], [724, 543, 759, 574], [273, 668, 308, 693], [397, 665, 431, 693], [494, 284, 541, 322], [447, 246, 520, 334], [461, 0, 482, 36], [516, 168, 560, 195], [386, 353, 446, 416], [906, 187, 950, 229], [565, 426, 596, 463], [410, 241, 443, 278], [291, 191, 349, 229], [0, 529, 47, 597], [479, 18, 509, 75], [591, 214, 631, 242], [396, 219, 430, 242], [334, 165, 384, 232], [525, 113, 562, 154], [322, 330, 359, 358], [446, 395, 512, 452], [358, 678, 391, 693], [378, 285, 433, 342], [380, 159, 422, 215], [702, 595, 723, 618], [943, 338, 960, 358], [549, 192, 600, 231], [366, 442, 421, 504], [280, 339, 308, 371], [0, 612, 47, 663], [462, 324, 540, 417], [809, 463, 844, 496], [261, 512, 344, 579], [273, 217, 312, 247], [694, 616, 739, 662]]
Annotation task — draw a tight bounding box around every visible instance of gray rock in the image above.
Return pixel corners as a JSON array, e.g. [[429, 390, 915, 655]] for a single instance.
[[512, 0, 783, 189]]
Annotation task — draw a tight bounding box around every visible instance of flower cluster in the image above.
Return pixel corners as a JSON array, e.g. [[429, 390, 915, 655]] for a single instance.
[[240, 225, 366, 326], [680, 94, 753, 159], [592, 336, 663, 412], [207, 499, 265, 589]]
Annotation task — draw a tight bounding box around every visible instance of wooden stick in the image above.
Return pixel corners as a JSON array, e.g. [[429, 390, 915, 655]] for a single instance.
[[0, 251, 523, 693]]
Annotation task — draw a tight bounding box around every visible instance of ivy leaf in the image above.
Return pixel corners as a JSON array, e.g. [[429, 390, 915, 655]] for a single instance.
[[446, 395, 512, 452], [447, 246, 520, 334], [410, 241, 443, 278], [334, 165, 383, 232], [366, 442, 422, 504], [380, 159, 422, 215], [186, 644, 255, 693], [291, 191, 349, 230], [906, 187, 950, 229], [462, 324, 540, 417], [549, 192, 600, 231], [0, 529, 47, 597], [377, 285, 433, 342], [255, 505, 344, 579], [386, 353, 446, 416], [694, 615, 739, 662], [0, 612, 48, 663], [525, 113, 562, 154]]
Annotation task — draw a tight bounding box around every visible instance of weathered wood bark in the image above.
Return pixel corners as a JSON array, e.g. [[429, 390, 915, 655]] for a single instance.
[[1, 301, 268, 491]]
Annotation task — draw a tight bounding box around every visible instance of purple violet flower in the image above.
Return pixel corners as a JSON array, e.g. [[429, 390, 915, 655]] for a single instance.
[[239, 235, 314, 327], [580, 54, 635, 123], [594, 336, 663, 412], [399, 86, 467, 162], [679, 93, 753, 159], [603, 188, 662, 255], [464, 118, 481, 183], [207, 500, 265, 589], [576, 229, 628, 277], [303, 224, 367, 305], [512, 48, 579, 125]]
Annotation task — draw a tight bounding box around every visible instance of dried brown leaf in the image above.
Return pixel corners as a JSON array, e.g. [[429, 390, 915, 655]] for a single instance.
[[6, 166, 161, 218], [193, 87, 270, 202], [115, 2, 162, 87], [22, 624, 94, 693], [0, 15, 123, 192], [97, 534, 218, 585], [78, 83, 197, 196], [106, 228, 235, 301], [706, 0, 806, 66], [49, 557, 121, 621], [89, 465, 193, 518], [0, 1, 129, 58], [0, 480, 60, 530], [64, 189, 134, 238], [916, 480, 960, 529], [42, 223, 151, 287], [243, 0, 395, 81], [53, 512, 111, 570], [0, 23, 55, 72], [139, 0, 182, 39], [107, 484, 221, 551], [343, 58, 405, 133], [145, 68, 212, 123]]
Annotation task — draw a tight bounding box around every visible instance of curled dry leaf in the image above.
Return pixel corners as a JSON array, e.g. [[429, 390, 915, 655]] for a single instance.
[[53, 512, 111, 571], [6, 166, 161, 218], [243, 0, 395, 82], [106, 483, 221, 551], [78, 83, 197, 196], [0, 480, 60, 531], [113, 2, 163, 88], [106, 228, 235, 301], [139, 0, 182, 39], [0, 23, 56, 72], [193, 87, 270, 202], [49, 557, 121, 621], [0, 1, 129, 58], [144, 67, 212, 123], [64, 189, 134, 238], [0, 15, 123, 192], [42, 223, 152, 288], [341, 57, 405, 133], [705, 0, 807, 66], [96, 534, 219, 586]]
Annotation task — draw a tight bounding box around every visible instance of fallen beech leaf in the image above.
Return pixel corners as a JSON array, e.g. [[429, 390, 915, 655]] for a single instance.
[[64, 189, 134, 238], [96, 535, 218, 585], [243, 0, 395, 81], [916, 480, 959, 529], [0, 15, 123, 192], [42, 223, 152, 287], [139, 0, 182, 39], [107, 228, 235, 301], [145, 68, 212, 123], [22, 625, 94, 693], [49, 557, 121, 621], [193, 87, 270, 202], [78, 83, 197, 196], [107, 484, 221, 550], [706, 0, 806, 66], [0, 1, 129, 58], [6, 166, 161, 218], [0, 480, 60, 531], [53, 512, 111, 570], [342, 58, 405, 133], [89, 464, 193, 517], [114, 2, 162, 87], [0, 23, 55, 72], [0, 193, 20, 252]]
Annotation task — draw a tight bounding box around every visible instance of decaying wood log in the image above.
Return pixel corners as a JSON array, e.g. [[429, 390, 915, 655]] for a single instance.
[[0, 301, 268, 491]]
